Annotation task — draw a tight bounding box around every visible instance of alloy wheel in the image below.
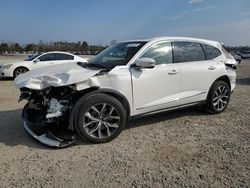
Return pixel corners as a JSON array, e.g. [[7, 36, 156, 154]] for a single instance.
[[15, 67, 28, 76], [213, 85, 229, 111], [82, 103, 120, 139]]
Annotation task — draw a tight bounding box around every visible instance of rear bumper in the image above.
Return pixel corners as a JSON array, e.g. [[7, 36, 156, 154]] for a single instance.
[[226, 69, 236, 92]]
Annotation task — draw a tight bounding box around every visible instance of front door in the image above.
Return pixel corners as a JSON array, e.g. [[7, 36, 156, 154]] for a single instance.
[[130, 41, 180, 115], [33, 53, 57, 69]]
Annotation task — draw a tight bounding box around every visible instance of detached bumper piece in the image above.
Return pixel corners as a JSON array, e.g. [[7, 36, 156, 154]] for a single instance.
[[23, 121, 75, 148], [22, 106, 76, 148]]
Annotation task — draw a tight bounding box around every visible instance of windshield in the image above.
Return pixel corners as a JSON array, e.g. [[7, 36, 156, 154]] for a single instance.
[[88, 41, 146, 70], [25, 53, 42, 61]]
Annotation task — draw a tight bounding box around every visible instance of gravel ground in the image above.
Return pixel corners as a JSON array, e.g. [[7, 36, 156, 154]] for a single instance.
[[0, 56, 249, 188]]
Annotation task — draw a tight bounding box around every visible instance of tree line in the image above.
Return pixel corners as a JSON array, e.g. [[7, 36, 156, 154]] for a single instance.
[[0, 40, 249, 55], [0, 41, 109, 55]]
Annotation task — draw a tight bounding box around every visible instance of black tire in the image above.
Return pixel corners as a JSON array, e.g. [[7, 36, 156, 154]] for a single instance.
[[74, 93, 127, 143], [205, 80, 231, 114], [14, 67, 29, 78]]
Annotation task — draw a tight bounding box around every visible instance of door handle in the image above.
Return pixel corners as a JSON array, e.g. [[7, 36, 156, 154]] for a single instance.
[[168, 69, 179, 75], [208, 66, 216, 70]]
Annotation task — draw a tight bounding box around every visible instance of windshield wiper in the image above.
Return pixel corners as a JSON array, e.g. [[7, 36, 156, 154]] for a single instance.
[[77, 62, 107, 70]]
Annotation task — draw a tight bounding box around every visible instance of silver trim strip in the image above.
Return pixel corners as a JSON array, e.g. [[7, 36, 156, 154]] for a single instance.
[[136, 91, 206, 110], [181, 91, 206, 100], [135, 100, 206, 117]]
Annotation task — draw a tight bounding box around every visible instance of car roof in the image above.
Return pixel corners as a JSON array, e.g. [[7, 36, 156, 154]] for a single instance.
[[44, 51, 75, 55], [122, 36, 221, 47]]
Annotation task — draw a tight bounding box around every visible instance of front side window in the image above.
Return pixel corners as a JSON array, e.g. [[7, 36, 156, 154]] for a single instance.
[[201, 44, 221, 60], [88, 42, 146, 70], [139, 42, 173, 65], [173, 41, 205, 63], [38, 53, 56, 61], [25, 53, 42, 61]]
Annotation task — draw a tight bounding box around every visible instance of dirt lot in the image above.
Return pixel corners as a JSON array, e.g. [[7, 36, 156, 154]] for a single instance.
[[0, 56, 249, 188]]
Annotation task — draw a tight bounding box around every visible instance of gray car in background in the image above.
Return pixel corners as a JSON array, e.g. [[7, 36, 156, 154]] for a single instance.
[[230, 52, 242, 64], [238, 51, 250, 59]]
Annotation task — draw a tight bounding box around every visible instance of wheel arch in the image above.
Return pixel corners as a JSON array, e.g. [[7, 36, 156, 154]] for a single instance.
[[99, 89, 131, 118], [13, 66, 30, 77], [206, 75, 231, 101], [69, 87, 131, 130], [214, 75, 231, 90]]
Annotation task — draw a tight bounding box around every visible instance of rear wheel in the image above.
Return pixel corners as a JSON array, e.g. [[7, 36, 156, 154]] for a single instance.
[[74, 93, 127, 143], [205, 80, 231, 114], [14, 67, 29, 78]]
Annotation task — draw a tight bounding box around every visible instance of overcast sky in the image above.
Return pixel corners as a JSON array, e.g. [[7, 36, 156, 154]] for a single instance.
[[0, 0, 250, 46]]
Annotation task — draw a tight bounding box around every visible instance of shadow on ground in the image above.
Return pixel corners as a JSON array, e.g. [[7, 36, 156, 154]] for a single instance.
[[237, 77, 250, 86], [0, 77, 13, 81], [0, 109, 49, 149], [0, 107, 206, 149]]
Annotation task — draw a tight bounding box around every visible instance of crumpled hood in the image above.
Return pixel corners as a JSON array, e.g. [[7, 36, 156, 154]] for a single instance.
[[14, 63, 101, 90]]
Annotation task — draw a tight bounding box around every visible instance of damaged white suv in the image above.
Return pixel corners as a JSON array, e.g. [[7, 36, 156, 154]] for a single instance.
[[15, 37, 237, 147]]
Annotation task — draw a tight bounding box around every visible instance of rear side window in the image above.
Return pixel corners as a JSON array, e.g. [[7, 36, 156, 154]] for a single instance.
[[38, 53, 56, 61], [55, 53, 74, 60], [201, 44, 221, 60], [140, 42, 173, 64], [173, 41, 205, 63]]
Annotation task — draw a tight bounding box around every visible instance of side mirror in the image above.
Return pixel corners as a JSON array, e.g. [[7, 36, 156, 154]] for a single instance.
[[33, 59, 40, 63], [133, 58, 155, 69]]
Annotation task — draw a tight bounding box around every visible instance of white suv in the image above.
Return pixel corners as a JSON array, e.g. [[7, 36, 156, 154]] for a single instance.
[[15, 37, 237, 147]]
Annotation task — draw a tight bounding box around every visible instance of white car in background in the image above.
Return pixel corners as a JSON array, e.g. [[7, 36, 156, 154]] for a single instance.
[[0, 51, 88, 78]]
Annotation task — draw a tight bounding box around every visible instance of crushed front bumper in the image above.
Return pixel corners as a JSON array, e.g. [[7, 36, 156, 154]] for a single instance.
[[22, 106, 76, 148], [23, 121, 75, 148]]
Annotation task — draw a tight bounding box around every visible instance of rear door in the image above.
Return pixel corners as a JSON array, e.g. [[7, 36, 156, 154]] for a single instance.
[[53, 53, 75, 65], [172, 41, 223, 104], [130, 41, 181, 115]]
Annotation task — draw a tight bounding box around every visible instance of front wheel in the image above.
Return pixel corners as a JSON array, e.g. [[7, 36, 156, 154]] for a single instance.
[[74, 93, 127, 143], [205, 80, 231, 114], [14, 67, 29, 78]]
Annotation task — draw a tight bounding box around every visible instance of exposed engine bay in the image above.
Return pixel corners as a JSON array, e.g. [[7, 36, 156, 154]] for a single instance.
[[14, 62, 111, 148], [20, 86, 77, 148]]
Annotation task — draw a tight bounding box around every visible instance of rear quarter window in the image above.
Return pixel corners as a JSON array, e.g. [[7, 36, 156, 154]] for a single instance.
[[201, 44, 221, 60]]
